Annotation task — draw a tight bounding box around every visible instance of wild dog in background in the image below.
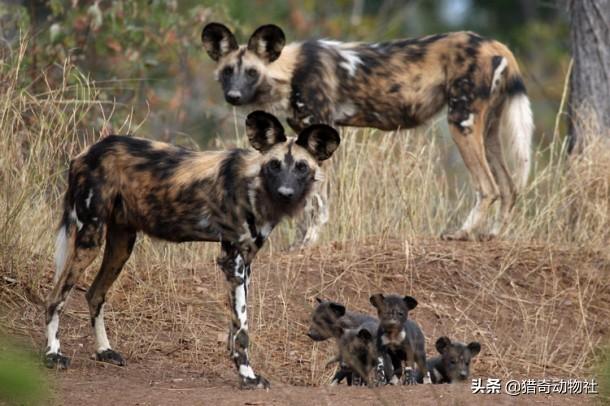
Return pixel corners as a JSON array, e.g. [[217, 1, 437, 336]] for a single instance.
[[420, 336, 481, 384], [307, 298, 379, 385], [369, 294, 431, 385], [44, 111, 339, 389], [201, 23, 534, 242]]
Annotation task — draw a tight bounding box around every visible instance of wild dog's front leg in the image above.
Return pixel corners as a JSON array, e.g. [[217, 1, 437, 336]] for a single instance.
[[218, 242, 269, 389]]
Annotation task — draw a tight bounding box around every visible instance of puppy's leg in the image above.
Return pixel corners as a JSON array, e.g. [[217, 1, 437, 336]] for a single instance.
[[85, 220, 136, 366], [219, 242, 269, 389], [403, 345, 417, 385]]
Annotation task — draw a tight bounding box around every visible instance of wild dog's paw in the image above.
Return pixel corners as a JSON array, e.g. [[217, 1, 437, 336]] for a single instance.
[[96, 349, 126, 366], [423, 373, 432, 384], [440, 229, 472, 241], [402, 367, 417, 385], [240, 374, 270, 390], [351, 373, 363, 386], [374, 362, 387, 385], [44, 352, 70, 369]]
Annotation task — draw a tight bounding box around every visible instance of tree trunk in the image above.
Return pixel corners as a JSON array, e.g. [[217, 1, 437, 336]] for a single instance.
[[567, 0, 610, 153]]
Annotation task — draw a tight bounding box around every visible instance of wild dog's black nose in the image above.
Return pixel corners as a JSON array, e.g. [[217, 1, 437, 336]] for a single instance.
[[277, 186, 294, 199], [226, 90, 242, 105]]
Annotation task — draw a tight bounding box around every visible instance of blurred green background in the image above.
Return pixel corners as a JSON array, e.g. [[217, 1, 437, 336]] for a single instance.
[[0, 0, 570, 147]]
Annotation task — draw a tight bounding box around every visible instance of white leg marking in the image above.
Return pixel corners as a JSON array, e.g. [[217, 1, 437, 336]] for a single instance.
[[94, 304, 111, 352], [461, 192, 481, 231], [389, 375, 400, 385], [53, 226, 68, 284], [491, 57, 507, 93], [423, 372, 432, 384], [239, 364, 257, 379], [460, 113, 475, 129], [46, 302, 64, 354]]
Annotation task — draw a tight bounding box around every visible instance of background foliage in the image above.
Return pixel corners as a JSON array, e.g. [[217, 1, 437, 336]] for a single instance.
[[0, 0, 570, 146]]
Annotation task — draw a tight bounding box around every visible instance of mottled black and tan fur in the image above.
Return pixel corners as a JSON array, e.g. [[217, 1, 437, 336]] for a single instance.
[[44, 111, 339, 389], [202, 23, 534, 242], [418, 336, 481, 384]]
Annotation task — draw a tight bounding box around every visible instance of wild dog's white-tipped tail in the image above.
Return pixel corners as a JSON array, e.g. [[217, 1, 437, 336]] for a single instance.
[[54, 225, 69, 284], [501, 92, 534, 190]]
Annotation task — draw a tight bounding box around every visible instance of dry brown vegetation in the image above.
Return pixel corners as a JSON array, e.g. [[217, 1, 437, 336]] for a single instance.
[[1, 38, 609, 403]]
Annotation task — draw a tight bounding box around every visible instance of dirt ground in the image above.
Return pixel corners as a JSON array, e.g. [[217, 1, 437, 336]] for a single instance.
[[51, 358, 594, 406], [2, 238, 609, 405]]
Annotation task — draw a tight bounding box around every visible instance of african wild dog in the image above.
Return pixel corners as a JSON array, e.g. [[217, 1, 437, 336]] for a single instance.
[[329, 323, 379, 387], [419, 336, 481, 384], [201, 23, 534, 242], [44, 111, 340, 389], [307, 298, 379, 385], [369, 293, 431, 385]]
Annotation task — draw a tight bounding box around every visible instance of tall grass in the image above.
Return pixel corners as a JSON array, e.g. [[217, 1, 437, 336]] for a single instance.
[[1, 37, 608, 282]]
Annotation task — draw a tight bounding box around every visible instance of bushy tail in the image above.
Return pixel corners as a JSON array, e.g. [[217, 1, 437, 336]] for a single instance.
[[501, 89, 534, 190], [53, 175, 77, 284]]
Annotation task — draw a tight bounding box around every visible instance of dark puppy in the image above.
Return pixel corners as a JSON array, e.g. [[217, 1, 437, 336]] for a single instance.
[[334, 320, 379, 386], [423, 336, 481, 383], [307, 298, 378, 385], [370, 294, 430, 385]]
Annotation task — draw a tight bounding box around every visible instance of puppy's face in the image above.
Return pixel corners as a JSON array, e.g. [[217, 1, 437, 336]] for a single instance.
[[369, 294, 417, 334], [436, 337, 481, 382], [307, 298, 346, 341], [339, 328, 377, 384]]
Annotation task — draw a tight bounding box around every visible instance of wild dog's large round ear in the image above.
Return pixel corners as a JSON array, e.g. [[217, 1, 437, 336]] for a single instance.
[[467, 342, 481, 357], [201, 22, 238, 61], [369, 293, 385, 309], [435, 336, 451, 354], [329, 302, 346, 317], [245, 111, 287, 153], [403, 295, 418, 310], [296, 124, 340, 162], [247, 24, 285, 63]]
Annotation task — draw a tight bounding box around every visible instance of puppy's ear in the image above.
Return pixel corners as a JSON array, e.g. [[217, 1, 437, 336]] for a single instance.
[[369, 294, 385, 309], [201, 23, 238, 61], [329, 302, 346, 317], [357, 329, 373, 341], [296, 124, 340, 162], [435, 336, 451, 354], [247, 24, 285, 63], [245, 111, 287, 153], [467, 342, 481, 357], [403, 295, 418, 310]]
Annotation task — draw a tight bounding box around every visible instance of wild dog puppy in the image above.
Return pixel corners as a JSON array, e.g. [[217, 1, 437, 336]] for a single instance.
[[369, 294, 430, 385], [307, 298, 378, 385], [420, 336, 481, 384], [201, 23, 534, 242], [333, 322, 379, 387], [44, 111, 340, 389]]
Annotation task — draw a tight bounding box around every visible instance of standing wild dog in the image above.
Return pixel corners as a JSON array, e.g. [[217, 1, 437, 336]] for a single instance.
[[44, 111, 340, 389], [201, 23, 534, 242]]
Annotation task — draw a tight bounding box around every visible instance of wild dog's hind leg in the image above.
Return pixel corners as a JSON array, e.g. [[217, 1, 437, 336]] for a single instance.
[[218, 242, 269, 389], [294, 175, 329, 248], [45, 219, 103, 369], [85, 219, 136, 366], [484, 108, 517, 238], [443, 106, 499, 241]]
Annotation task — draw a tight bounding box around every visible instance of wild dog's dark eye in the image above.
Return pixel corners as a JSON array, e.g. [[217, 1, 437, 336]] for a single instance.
[[269, 159, 282, 172], [222, 66, 233, 77], [295, 161, 309, 174], [246, 68, 258, 79]]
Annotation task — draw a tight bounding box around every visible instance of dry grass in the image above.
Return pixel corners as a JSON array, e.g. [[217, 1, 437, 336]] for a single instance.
[[1, 37, 609, 390]]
